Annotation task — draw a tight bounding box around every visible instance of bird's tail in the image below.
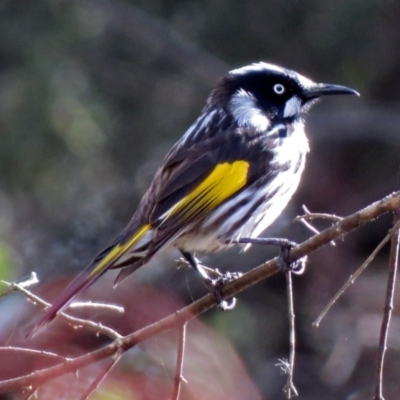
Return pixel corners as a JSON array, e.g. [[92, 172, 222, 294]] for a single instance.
[[28, 224, 152, 337]]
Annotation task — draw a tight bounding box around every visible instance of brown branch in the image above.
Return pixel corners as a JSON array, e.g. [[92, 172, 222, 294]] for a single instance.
[[171, 324, 187, 400], [313, 219, 400, 327], [0, 347, 69, 363], [294, 205, 341, 246], [294, 206, 342, 223], [283, 272, 298, 398], [78, 357, 120, 400], [69, 302, 124, 313], [0, 190, 399, 393], [1, 279, 122, 340], [374, 211, 400, 400]]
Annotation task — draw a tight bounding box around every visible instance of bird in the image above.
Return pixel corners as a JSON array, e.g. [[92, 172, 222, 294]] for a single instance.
[[30, 62, 358, 334]]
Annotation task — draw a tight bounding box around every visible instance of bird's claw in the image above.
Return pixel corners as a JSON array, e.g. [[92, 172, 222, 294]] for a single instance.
[[205, 271, 242, 310], [277, 241, 307, 274]]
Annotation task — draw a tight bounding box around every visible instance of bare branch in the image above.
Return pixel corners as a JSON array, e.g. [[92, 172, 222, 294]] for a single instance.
[[0, 190, 399, 393], [295, 205, 342, 223], [313, 218, 400, 327], [0, 273, 38, 298], [15, 272, 39, 288], [296, 217, 323, 237], [374, 212, 400, 400], [171, 324, 187, 400], [294, 205, 341, 246], [1, 280, 121, 340], [0, 347, 69, 363], [283, 272, 298, 398], [78, 358, 120, 400], [69, 301, 124, 313]]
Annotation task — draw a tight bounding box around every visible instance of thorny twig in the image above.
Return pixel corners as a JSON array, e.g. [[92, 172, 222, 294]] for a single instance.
[[171, 324, 187, 400], [313, 218, 400, 327], [0, 191, 399, 394], [1, 278, 122, 340], [78, 357, 121, 400], [0, 347, 69, 363], [374, 212, 400, 400], [69, 302, 124, 313], [295, 205, 342, 246], [295, 205, 342, 223], [283, 271, 298, 398]]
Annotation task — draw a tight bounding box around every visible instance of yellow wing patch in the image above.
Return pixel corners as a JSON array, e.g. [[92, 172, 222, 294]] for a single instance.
[[164, 160, 249, 222], [88, 223, 151, 278], [89, 161, 248, 277]]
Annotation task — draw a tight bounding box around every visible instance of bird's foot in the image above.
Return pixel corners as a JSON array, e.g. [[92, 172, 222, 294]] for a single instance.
[[276, 240, 307, 274], [178, 250, 241, 309], [234, 237, 307, 274], [204, 271, 242, 310]]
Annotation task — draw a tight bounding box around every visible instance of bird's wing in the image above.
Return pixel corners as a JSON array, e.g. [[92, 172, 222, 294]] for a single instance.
[[30, 128, 273, 335], [137, 127, 274, 254]]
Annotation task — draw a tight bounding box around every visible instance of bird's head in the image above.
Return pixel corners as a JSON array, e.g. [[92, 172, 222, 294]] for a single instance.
[[207, 62, 359, 131]]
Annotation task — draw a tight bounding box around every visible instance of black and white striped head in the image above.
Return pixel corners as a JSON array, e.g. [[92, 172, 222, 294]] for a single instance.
[[207, 62, 358, 131]]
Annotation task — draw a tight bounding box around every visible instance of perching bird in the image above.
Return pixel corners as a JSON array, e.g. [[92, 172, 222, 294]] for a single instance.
[[31, 62, 358, 333]]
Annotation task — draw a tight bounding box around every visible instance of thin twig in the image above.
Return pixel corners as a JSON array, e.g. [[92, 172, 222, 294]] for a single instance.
[[176, 258, 224, 278], [78, 357, 120, 400], [0, 347, 69, 363], [295, 205, 342, 222], [283, 272, 298, 398], [69, 302, 124, 313], [313, 219, 400, 327], [171, 324, 187, 400], [1, 280, 122, 340], [0, 272, 38, 298], [297, 217, 322, 236], [14, 272, 39, 288], [294, 205, 341, 246], [374, 212, 400, 400], [0, 190, 399, 393]]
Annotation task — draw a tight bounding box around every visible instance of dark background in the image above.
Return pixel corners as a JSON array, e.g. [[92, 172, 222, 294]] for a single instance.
[[1, 1, 400, 399]]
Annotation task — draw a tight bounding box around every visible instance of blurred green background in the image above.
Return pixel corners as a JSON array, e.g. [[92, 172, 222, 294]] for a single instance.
[[1, 0, 400, 399]]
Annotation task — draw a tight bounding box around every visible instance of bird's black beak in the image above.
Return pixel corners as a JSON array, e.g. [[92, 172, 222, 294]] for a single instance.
[[303, 83, 359, 101]]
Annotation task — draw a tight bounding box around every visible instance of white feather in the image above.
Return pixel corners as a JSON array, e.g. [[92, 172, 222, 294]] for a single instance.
[[229, 89, 270, 131], [177, 120, 309, 252], [270, 120, 309, 166], [230, 62, 286, 76], [179, 110, 217, 144], [295, 74, 315, 89], [283, 96, 302, 118], [230, 62, 316, 91]]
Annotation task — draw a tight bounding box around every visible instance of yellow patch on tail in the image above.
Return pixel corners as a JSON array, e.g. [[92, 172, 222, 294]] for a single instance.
[[88, 223, 151, 277]]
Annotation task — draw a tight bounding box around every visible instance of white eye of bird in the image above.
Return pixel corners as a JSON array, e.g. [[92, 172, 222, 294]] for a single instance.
[[273, 83, 285, 95]]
